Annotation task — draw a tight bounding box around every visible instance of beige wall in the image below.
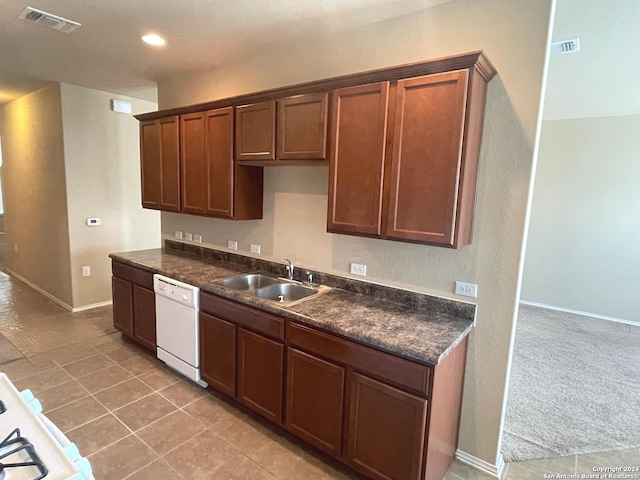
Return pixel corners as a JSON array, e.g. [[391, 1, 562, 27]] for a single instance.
[[0, 85, 74, 305], [521, 115, 640, 322], [0, 83, 161, 309], [158, 0, 554, 467], [60, 84, 161, 308]]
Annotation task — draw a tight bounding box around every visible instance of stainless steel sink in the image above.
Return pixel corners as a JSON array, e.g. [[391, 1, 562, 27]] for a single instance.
[[218, 271, 329, 306], [255, 282, 319, 303], [218, 273, 281, 291]]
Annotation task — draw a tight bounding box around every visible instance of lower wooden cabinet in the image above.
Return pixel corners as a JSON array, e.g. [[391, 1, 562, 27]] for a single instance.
[[346, 373, 428, 480], [285, 348, 345, 456], [238, 328, 284, 424], [200, 312, 236, 397], [132, 284, 156, 350], [112, 276, 133, 337], [191, 292, 467, 480], [112, 262, 156, 351]]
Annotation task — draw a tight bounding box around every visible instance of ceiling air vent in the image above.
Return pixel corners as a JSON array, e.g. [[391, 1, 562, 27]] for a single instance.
[[550, 38, 580, 55], [18, 6, 81, 33]]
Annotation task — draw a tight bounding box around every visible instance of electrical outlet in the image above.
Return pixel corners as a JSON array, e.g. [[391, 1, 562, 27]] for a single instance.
[[194, 234, 202, 243], [350, 263, 367, 276], [174, 231, 183, 239], [82, 266, 91, 277], [228, 240, 238, 250], [455, 281, 478, 298], [184, 232, 193, 241], [14, 243, 18, 253], [250, 244, 261, 254]]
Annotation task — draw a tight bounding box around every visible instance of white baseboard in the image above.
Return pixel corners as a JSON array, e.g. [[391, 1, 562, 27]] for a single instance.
[[7, 269, 73, 311], [72, 300, 112, 313], [519, 300, 640, 327], [456, 450, 505, 479], [6, 269, 112, 313]]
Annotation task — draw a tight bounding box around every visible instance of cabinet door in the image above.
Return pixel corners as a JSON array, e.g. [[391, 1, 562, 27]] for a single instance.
[[112, 277, 133, 337], [140, 117, 180, 212], [181, 112, 207, 215], [200, 312, 236, 397], [205, 107, 234, 218], [235, 101, 276, 162], [132, 285, 156, 351], [328, 83, 389, 236], [346, 373, 427, 480], [386, 70, 468, 246], [237, 328, 284, 424], [277, 93, 328, 161], [140, 120, 162, 209], [159, 117, 181, 211], [286, 348, 345, 456]]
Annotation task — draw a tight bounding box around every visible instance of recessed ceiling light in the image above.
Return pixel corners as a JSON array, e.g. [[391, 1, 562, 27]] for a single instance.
[[142, 34, 166, 47]]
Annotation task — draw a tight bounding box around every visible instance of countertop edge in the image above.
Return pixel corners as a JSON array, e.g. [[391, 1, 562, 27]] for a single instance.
[[109, 251, 474, 366]]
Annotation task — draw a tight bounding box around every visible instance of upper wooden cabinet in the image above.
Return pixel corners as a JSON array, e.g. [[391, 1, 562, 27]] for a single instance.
[[236, 93, 329, 164], [140, 116, 180, 212], [137, 52, 495, 246], [277, 93, 328, 161], [180, 112, 207, 215], [327, 83, 389, 236], [177, 108, 263, 219], [235, 101, 277, 162], [386, 70, 469, 245], [328, 68, 488, 248]]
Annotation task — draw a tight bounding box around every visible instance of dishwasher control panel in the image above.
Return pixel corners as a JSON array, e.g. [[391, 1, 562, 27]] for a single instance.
[[153, 274, 199, 309]]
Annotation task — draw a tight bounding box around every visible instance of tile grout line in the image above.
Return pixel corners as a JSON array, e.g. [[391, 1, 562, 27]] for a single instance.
[[121, 457, 185, 480], [79, 372, 210, 475]]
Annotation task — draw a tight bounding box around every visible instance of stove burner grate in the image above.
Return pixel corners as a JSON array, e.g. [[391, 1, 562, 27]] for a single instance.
[[0, 428, 48, 480]]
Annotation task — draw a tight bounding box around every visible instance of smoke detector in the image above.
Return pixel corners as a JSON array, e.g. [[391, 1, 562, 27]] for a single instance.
[[550, 38, 580, 55], [18, 6, 81, 33]]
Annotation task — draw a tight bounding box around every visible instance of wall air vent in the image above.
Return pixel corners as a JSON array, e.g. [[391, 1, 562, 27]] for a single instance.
[[550, 38, 580, 55], [18, 7, 81, 33]]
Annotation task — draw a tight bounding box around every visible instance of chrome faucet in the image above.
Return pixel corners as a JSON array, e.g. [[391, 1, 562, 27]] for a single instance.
[[284, 258, 294, 280]]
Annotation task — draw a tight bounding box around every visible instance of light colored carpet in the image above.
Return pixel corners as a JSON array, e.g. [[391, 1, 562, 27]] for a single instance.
[[0, 332, 23, 364], [502, 304, 640, 462]]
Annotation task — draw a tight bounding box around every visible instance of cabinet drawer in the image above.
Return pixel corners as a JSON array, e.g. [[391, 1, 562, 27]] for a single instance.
[[112, 261, 154, 289], [288, 322, 431, 397], [201, 292, 284, 340]]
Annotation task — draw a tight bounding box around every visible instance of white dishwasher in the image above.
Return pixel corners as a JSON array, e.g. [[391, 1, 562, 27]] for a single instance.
[[153, 274, 207, 388]]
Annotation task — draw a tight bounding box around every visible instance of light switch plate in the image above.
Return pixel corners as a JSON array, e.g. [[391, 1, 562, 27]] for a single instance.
[[194, 234, 202, 243], [228, 240, 238, 250], [250, 244, 261, 254], [184, 233, 193, 241], [174, 231, 183, 239]]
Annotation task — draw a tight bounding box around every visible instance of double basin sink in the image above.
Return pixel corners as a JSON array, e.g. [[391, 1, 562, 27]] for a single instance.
[[217, 273, 329, 306]]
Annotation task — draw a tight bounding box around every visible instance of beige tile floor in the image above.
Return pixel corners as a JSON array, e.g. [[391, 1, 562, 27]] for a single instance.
[[0, 267, 638, 479]]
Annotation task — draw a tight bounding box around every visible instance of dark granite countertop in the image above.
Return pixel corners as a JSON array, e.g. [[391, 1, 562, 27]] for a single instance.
[[109, 244, 475, 365]]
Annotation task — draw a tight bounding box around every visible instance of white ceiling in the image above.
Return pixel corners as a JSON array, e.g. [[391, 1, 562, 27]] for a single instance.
[[543, 0, 640, 120], [2, 0, 637, 119], [0, 0, 452, 104]]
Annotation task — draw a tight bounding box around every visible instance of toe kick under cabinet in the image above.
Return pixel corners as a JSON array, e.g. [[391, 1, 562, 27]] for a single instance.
[[198, 290, 469, 480]]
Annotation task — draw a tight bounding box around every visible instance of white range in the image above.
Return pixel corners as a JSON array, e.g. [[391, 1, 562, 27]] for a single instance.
[[0, 373, 93, 480]]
